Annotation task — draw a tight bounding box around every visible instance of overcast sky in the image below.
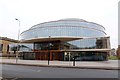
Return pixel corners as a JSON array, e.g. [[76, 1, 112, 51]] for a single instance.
[[0, 0, 119, 48]]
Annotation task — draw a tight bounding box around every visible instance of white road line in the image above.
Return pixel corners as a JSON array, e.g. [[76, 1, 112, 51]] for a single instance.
[[37, 70, 41, 72], [11, 77, 18, 80], [30, 69, 41, 72]]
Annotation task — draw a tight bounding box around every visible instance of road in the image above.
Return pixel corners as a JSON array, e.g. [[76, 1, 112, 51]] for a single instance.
[[2, 64, 118, 78]]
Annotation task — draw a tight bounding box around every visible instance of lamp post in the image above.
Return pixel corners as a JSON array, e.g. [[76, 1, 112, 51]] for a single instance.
[[15, 18, 20, 63], [48, 36, 51, 65]]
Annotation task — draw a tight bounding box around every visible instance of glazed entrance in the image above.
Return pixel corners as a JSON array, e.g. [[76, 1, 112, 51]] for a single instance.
[[35, 50, 64, 60], [33, 41, 68, 60]]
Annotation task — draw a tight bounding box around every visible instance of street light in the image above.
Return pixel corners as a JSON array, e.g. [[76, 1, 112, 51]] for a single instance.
[[48, 36, 51, 65], [15, 18, 20, 63]]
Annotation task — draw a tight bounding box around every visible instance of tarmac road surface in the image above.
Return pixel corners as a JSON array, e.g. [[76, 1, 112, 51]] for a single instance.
[[2, 64, 118, 78]]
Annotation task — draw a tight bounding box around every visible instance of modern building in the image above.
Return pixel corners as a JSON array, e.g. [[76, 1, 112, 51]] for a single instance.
[[0, 37, 18, 54], [20, 18, 111, 61]]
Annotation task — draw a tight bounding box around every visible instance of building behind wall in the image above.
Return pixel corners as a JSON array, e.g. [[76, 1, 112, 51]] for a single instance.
[[117, 45, 120, 58], [20, 18, 111, 61], [110, 48, 116, 56]]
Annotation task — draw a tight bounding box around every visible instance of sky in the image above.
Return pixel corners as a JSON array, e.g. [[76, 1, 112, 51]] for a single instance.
[[119, 2, 120, 46], [0, 0, 119, 49]]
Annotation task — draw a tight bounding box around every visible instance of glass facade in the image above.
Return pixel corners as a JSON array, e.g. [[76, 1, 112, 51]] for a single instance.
[[20, 18, 110, 61], [21, 26, 105, 40], [34, 41, 60, 50], [21, 19, 108, 49]]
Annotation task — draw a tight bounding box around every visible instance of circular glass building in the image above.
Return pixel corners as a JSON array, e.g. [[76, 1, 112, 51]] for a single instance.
[[20, 18, 111, 61]]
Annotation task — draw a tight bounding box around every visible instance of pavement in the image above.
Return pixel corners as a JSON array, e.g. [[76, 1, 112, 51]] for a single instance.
[[0, 58, 119, 70]]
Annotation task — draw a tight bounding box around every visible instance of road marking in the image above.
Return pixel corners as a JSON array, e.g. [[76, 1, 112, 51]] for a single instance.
[[11, 77, 18, 80], [37, 70, 41, 72], [0, 77, 2, 79], [30, 69, 41, 72]]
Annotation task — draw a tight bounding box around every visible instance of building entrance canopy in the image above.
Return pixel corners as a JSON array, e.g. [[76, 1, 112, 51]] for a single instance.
[[20, 36, 83, 43], [20, 36, 109, 43]]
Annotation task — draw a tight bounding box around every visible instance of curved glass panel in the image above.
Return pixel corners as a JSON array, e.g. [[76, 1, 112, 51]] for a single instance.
[[30, 20, 105, 31], [68, 37, 108, 49], [21, 26, 106, 40]]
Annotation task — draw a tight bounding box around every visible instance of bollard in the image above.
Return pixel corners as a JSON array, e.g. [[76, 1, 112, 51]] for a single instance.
[[48, 52, 50, 65], [73, 56, 76, 66]]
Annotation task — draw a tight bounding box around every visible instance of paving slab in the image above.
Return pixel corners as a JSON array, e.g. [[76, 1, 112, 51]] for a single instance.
[[0, 58, 119, 70]]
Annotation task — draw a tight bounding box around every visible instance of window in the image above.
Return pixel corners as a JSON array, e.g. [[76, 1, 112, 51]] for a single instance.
[[0, 44, 3, 51]]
